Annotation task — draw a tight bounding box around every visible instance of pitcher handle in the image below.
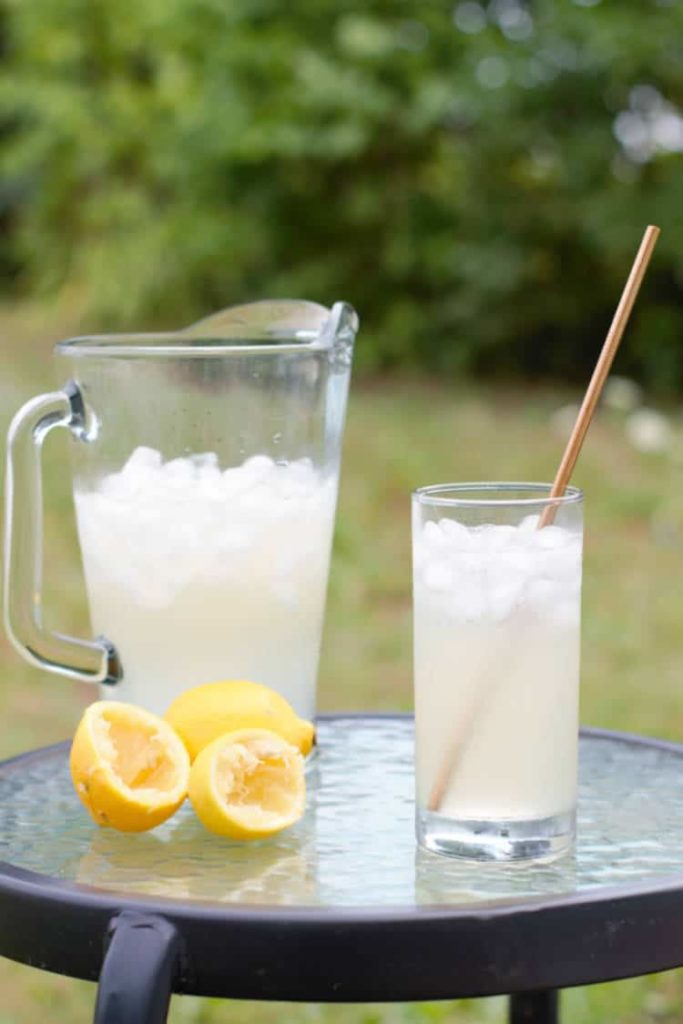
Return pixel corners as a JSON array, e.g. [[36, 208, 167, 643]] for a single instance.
[[3, 384, 121, 685]]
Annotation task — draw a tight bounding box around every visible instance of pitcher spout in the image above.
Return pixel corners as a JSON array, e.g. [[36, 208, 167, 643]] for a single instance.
[[322, 301, 359, 366]]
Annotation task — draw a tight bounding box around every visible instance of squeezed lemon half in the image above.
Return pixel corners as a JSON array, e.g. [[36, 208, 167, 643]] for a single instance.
[[188, 728, 305, 840], [165, 680, 315, 761], [70, 701, 190, 832]]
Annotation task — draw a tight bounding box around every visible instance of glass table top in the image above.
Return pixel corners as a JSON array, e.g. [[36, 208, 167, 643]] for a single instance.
[[2, 717, 683, 909]]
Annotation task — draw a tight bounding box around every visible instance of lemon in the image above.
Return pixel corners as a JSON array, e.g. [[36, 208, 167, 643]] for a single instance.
[[164, 680, 315, 761], [70, 701, 190, 832], [188, 728, 305, 840]]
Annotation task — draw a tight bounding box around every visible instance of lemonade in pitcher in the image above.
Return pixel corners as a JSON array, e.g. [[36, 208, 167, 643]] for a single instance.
[[75, 449, 337, 715]]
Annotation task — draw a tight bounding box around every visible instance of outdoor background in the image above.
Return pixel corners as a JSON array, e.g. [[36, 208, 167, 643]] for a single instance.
[[1, 0, 683, 1021]]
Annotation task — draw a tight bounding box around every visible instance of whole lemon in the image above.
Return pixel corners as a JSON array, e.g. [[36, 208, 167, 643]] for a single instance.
[[164, 680, 315, 762]]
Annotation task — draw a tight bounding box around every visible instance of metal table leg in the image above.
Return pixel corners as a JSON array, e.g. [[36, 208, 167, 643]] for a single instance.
[[94, 912, 182, 1024], [509, 990, 559, 1024]]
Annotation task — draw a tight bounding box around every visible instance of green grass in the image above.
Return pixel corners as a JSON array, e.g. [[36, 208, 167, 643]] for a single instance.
[[3, 307, 683, 1021]]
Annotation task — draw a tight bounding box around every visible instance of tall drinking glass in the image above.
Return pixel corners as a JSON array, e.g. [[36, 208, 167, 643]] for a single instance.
[[4, 300, 357, 717], [413, 483, 583, 861]]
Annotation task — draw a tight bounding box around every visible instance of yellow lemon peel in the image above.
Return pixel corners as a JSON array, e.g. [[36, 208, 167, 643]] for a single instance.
[[70, 701, 190, 832], [188, 728, 305, 840]]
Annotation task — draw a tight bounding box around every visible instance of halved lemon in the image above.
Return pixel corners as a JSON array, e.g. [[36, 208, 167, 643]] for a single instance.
[[70, 701, 190, 832], [165, 680, 315, 761], [188, 728, 305, 840]]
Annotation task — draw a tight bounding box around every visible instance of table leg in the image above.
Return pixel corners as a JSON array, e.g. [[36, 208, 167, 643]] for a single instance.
[[508, 990, 559, 1024], [93, 911, 182, 1024]]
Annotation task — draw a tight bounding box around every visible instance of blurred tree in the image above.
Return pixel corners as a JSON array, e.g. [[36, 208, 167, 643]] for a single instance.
[[1, 0, 682, 385]]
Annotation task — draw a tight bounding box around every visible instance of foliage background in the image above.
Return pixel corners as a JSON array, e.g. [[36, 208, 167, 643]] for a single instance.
[[2, 0, 682, 384]]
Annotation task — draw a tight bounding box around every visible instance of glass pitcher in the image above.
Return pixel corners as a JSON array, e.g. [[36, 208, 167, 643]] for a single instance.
[[4, 300, 358, 717]]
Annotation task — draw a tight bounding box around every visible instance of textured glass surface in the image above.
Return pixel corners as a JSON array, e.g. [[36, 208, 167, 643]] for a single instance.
[[2, 718, 683, 908]]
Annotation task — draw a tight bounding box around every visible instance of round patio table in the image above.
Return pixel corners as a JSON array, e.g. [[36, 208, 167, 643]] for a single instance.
[[3, 715, 683, 1024]]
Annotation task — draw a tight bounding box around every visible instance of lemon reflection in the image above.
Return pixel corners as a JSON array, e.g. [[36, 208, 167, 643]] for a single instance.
[[76, 792, 319, 905]]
